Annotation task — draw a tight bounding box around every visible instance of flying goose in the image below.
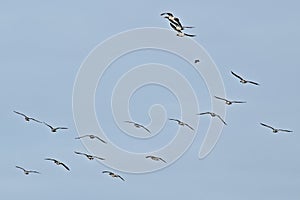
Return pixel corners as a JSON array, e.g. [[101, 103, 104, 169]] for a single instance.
[[43, 122, 68, 132], [260, 123, 292, 133], [214, 96, 246, 105], [169, 118, 194, 131], [124, 121, 151, 133], [170, 23, 196, 37], [197, 112, 227, 125], [13, 111, 41, 123], [146, 155, 166, 163], [45, 158, 70, 171], [16, 166, 40, 175], [231, 71, 259, 85], [102, 171, 125, 181], [75, 134, 107, 144], [74, 151, 105, 161]]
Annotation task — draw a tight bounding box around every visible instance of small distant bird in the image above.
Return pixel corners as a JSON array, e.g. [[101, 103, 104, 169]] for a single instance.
[[45, 158, 70, 171], [169, 118, 194, 131], [75, 134, 107, 144], [146, 155, 166, 163], [194, 59, 200, 63], [102, 171, 125, 181], [260, 123, 292, 134], [197, 112, 227, 125], [13, 111, 41, 123], [231, 71, 259, 85], [74, 151, 105, 161], [170, 23, 196, 37], [214, 96, 246, 105], [124, 121, 151, 133], [16, 166, 40, 175], [43, 122, 68, 132]]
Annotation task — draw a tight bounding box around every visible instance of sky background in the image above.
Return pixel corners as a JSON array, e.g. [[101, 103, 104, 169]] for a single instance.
[[1, 0, 300, 199]]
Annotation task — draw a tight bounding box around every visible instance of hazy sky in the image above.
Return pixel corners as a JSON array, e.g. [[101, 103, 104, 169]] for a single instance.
[[1, 0, 300, 199]]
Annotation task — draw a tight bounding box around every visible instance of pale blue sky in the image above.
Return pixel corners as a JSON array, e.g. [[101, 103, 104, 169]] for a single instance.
[[1, 0, 300, 199]]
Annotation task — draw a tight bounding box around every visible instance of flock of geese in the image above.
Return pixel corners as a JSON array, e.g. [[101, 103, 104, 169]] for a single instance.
[[14, 12, 293, 181], [13, 110, 127, 181]]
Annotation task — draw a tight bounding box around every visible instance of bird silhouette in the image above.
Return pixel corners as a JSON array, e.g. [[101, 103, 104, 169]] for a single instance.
[[231, 71, 259, 85], [146, 155, 166, 163], [16, 166, 40, 175], [260, 123, 292, 134], [124, 121, 151, 133], [13, 111, 41, 123], [74, 151, 105, 161], [197, 112, 227, 125], [102, 171, 125, 181], [43, 122, 68, 132], [45, 158, 70, 171], [75, 134, 107, 144], [214, 96, 246, 105], [169, 118, 194, 131]]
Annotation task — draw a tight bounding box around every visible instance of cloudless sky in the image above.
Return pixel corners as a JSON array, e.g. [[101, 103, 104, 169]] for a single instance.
[[1, 0, 300, 199]]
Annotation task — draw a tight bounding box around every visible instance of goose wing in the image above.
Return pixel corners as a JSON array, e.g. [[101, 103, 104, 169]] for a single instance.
[[16, 166, 26, 171], [140, 125, 151, 133], [94, 135, 107, 143], [60, 162, 70, 171], [197, 112, 210, 115], [43, 122, 54, 130], [231, 100, 246, 104], [260, 123, 274, 130], [183, 32, 196, 37], [214, 96, 228, 102], [247, 80, 260, 85], [231, 71, 244, 81], [56, 127, 68, 130], [13, 111, 27, 118], [278, 129, 293, 133], [184, 123, 194, 131], [116, 174, 125, 181], [74, 151, 87, 156], [160, 12, 173, 16], [216, 115, 227, 125]]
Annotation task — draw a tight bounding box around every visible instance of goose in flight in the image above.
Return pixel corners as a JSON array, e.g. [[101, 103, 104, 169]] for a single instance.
[[102, 171, 125, 181], [13, 111, 41, 123], [214, 96, 246, 105], [146, 155, 166, 163], [74, 151, 105, 161], [45, 158, 70, 171], [16, 166, 40, 175], [75, 134, 107, 144], [43, 122, 68, 132], [260, 123, 292, 133], [124, 121, 151, 133], [169, 118, 194, 131], [197, 112, 227, 125], [231, 71, 259, 85], [170, 23, 196, 37]]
